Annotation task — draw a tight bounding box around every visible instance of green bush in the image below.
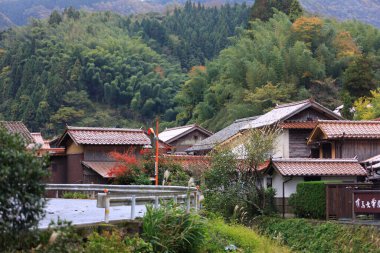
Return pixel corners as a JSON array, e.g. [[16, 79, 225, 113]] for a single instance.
[[199, 218, 290, 253], [142, 202, 205, 253], [62, 192, 88, 199], [0, 128, 49, 251], [288, 181, 326, 219], [254, 217, 380, 253]]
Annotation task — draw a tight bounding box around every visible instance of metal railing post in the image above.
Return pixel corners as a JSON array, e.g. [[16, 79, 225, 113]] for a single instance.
[[154, 196, 159, 209], [173, 195, 178, 204], [194, 191, 198, 212], [131, 195, 136, 220], [105, 194, 110, 223], [186, 193, 191, 213], [56, 190, 59, 198]]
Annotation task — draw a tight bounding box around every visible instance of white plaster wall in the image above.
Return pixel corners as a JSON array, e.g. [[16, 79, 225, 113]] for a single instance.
[[269, 174, 359, 198], [272, 130, 289, 158], [270, 173, 304, 198]]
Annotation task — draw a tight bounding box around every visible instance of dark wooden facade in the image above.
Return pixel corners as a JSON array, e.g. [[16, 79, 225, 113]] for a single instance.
[[289, 129, 313, 158], [169, 130, 210, 153], [315, 139, 380, 161]]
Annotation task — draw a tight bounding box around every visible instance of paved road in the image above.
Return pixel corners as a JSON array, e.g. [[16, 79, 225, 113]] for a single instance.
[[39, 198, 146, 229]]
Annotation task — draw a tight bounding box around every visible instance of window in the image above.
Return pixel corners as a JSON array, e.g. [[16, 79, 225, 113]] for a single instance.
[[322, 143, 332, 158], [310, 148, 319, 158], [266, 176, 273, 188], [193, 135, 198, 141]]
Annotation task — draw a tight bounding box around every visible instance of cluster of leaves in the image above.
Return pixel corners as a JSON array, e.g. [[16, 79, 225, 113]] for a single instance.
[[0, 9, 185, 135], [0, 3, 251, 135], [0, 128, 49, 251], [176, 11, 380, 130], [254, 216, 380, 253], [199, 217, 290, 253], [108, 149, 152, 185], [12, 219, 153, 253], [129, 1, 251, 70], [142, 202, 206, 253], [288, 181, 326, 219], [204, 128, 278, 220]]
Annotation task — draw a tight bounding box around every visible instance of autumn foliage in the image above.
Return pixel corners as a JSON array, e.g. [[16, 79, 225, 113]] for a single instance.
[[292, 16, 323, 43]]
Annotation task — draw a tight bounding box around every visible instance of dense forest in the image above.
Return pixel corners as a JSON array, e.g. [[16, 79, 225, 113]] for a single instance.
[[0, 3, 250, 135], [1, 0, 380, 30], [176, 9, 380, 130], [1, 1, 380, 136]]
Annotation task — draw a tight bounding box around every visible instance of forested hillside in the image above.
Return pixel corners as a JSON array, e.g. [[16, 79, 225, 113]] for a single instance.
[[1, 0, 380, 29], [0, 3, 250, 135], [176, 12, 380, 130]]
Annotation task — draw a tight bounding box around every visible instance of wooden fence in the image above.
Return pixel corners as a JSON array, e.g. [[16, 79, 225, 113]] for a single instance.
[[326, 183, 373, 220]]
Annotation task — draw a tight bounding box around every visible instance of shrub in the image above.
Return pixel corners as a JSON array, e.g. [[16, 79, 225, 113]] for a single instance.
[[254, 216, 380, 253], [63, 192, 88, 199], [86, 231, 130, 253], [142, 202, 205, 253], [288, 181, 326, 219], [0, 128, 49, 250], [199, 218, 290, 253]]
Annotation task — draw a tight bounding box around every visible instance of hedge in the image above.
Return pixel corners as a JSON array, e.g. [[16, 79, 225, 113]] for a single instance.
[[254, 217, 380, 253], [288, 181, 326, 219]]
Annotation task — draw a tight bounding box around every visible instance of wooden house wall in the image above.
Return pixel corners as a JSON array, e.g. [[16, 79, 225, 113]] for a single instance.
[[48, 156, 67, 183], [335, 139, 380, 161], [289, 129, 312, 158], [83, 167, 108, 184], [170, 130, 210, 153], [67, 154, 84, 183], [288, 108, 338, 121], [83, 145, 142, 161]]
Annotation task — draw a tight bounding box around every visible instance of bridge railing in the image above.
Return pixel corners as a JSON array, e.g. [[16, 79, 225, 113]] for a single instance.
[[44, 184, 200, 223]]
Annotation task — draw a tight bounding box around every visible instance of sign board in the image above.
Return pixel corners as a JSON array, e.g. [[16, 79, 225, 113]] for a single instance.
[[353, 191, 380, 213]]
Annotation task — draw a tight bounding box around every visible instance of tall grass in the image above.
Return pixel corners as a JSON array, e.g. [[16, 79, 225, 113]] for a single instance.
[[199, 218, 291, 253], [142, 202, 205, 253]]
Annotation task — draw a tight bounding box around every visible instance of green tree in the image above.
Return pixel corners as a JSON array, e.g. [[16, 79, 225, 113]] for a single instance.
[[251, 0, 302, 21], [343, 56, 376, 99], [0, 128, 48, 250]]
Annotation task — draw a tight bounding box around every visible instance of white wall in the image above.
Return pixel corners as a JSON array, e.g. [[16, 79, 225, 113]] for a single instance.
[[273, 129, 289, 159], [267, 173, 359, 198]]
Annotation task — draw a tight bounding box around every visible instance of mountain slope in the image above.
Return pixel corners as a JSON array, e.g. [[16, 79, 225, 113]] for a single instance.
[[1, 0, 380, 29], [300, 0, 380, 28]]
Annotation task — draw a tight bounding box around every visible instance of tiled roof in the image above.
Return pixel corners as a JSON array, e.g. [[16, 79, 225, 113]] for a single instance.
[[82, 161, 119, 178], [0, 121, 34, 144], [271, 158, 366, 176], [311, 120, 380, 139], [162, 154, 211, 172], [186, 116, 260, 152], [31, 133, 51, 149], [158, 124, 212, 143], [280, 121, 318, 129], [59, 126, 151, 146], [241, 99, 342, 130]]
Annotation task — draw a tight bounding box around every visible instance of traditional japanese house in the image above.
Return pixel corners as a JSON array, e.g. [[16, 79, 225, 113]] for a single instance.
[[52, 126, 151, 184], [307, 120, 380, 161], [158, 124, 212, 153], [186, 116, 259, 155], [264, 158, 366, 213], [0, 121, 35, 145], [218, 99, 343, 158]]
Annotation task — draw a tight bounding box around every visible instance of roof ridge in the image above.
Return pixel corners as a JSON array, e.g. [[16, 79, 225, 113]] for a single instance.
[[317, 120, 380, 124], [272, 158, 359, 162], [274, 99, 311, 108], [67, 126, 143, 132], [234, 116, 260, 123], [162, 124, 196, 131]]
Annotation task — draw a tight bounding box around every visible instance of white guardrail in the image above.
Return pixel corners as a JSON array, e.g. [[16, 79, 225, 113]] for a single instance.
[[45, 184, 200, 223]]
